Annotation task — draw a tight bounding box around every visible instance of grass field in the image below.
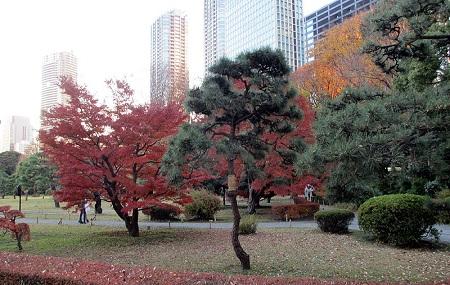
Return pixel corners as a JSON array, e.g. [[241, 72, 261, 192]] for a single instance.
[[0, 195, 301, 223], [0, 224, 448, 283]]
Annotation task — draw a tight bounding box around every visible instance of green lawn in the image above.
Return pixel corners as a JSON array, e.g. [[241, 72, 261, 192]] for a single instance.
[[1, 195, 56, 210], [0, 195, 303, 223], [0, 224, 448, 283]]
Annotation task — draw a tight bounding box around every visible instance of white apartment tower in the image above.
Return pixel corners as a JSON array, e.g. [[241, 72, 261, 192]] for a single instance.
[[0, 116, 33, 153], [223, 0, 305, 71], [150, 10, 189, 104], [41, 51, 78, 114], [204, 0, 226, 75]]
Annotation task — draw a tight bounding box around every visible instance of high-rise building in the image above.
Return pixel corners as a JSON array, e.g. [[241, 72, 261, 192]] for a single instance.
[[41, 51, 78, 114], [223, 0, 305, 71], [0, 116, 33, 153], [204, 0, 226, 75], [150, 10, 189, 104], [305, 0, 378, 62]]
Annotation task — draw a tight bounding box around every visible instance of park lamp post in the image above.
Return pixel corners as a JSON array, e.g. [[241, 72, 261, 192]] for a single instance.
[[16, 185, 22, 212]]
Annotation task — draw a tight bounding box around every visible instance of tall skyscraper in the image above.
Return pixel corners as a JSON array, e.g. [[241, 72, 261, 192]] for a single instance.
[[41, 51, 78, 114], [150, 10, 189, 104], [204, 0, 226, 75], [0, 116, 33, 153], [305, 0, 378, 62], [223, 0, 305, 71]]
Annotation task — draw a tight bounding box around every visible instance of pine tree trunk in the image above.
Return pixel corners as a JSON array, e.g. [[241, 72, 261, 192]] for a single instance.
[[247, 188, 257, 214], [227, 151, 250, 270], [228, 191, 250, 270]]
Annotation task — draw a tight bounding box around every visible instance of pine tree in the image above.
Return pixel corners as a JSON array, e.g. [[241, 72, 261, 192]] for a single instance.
[[163, 48, 301, 269]]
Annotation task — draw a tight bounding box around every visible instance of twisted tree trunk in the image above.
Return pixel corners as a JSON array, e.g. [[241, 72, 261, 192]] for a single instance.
[[227, 153, 250, 270]]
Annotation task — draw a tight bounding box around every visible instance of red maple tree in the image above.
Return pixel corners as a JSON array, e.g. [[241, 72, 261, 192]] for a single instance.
[[40, 78, 187, 236], [0, 205, 31, 250], [247, 95, 320, 210]]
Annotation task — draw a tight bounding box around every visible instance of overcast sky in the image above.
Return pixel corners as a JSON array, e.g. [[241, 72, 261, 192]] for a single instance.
[[0, 0, 334, 129]]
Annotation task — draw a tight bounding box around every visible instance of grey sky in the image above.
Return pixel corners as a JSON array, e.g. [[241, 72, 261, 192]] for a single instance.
[[0, 0, 334, 129]]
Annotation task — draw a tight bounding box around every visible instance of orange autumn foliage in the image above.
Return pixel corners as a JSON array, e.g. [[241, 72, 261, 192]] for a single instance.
[[292, 13, 391, 102]]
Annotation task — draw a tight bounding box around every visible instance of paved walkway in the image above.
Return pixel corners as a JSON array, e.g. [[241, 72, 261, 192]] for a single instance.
[[22, 217, 450, 243]]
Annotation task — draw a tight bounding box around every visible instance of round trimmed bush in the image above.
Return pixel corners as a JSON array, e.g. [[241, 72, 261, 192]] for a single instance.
[[314, 209, 355, 234], [239, 215, 257, 235], [185, 190, 221, 220], [358, 194, 436, 245], [142, 204, 181, 221]]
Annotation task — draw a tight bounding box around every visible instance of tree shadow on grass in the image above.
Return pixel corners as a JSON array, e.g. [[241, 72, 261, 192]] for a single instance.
[[80, 228, 209, 248], [351, 230, 450, 252]]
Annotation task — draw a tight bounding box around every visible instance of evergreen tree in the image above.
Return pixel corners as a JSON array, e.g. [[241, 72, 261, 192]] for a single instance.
[[163, 48, 301, 269], [299, 0, 450, 203], [364, 0, 450, 90], [0, 151, 21, 175], [15, 153, 58, 195]]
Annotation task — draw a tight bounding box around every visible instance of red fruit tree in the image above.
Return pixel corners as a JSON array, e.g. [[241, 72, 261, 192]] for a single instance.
[[40, 78, 187, 236]]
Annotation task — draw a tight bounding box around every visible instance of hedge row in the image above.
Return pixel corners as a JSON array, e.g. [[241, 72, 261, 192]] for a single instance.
[[315, 209, 355, 234], [0, 252, 393, 285], [272, 203, 320, 220]]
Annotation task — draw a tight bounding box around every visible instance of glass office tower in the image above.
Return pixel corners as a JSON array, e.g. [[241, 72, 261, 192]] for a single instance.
[[204, 0, 226, 75], [305, 0, 378, 62], [224, 0, 305, 71]]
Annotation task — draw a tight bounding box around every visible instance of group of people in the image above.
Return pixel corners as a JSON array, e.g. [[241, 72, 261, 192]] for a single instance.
[[304, 184, 315, 202], [78, 199, 90, 224], [78, 193, 103, 224]]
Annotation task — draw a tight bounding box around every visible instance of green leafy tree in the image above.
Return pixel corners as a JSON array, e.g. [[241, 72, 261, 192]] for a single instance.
[[15, 153, 58, 195], [163, 48, 301, 269], [0, 151, 21, 175], [0, 171, 16, 197]]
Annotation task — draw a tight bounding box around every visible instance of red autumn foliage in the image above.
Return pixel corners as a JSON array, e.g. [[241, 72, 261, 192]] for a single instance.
[[39, 78, 188, 237], [271, 203, 320, 220], [251, 95, 320, 197], [0, 252, 401, 285], [0, 205, 30, 250]]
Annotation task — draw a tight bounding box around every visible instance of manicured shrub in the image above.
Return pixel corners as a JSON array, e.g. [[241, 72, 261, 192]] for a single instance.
[[239, 215, 257, 235], [358, 194, 437, 245], [333, 202, 358, 212], [142, 204, 181, 221], [185, 190, 221, 220], [272, 203, 319, 220], [293, 196, 307, 204], [0, 205, 30, 250], [314, 209, 355, 234]]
